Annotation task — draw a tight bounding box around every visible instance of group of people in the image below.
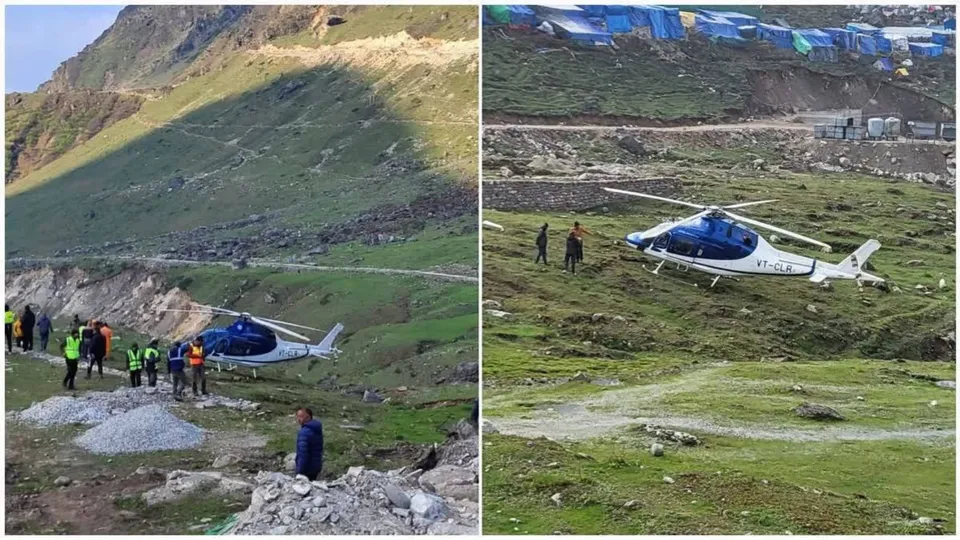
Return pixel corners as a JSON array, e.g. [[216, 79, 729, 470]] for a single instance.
[[52, 312, 208, 399], [535, 221, 592, 274], [5, 304, 53, 353]]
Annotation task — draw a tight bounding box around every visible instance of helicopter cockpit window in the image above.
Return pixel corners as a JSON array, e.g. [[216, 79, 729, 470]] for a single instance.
[[670, 236, 696, 256], [732, 225, 758, 248], [213, 339, 228, 355], [653, 233, 670, 250]]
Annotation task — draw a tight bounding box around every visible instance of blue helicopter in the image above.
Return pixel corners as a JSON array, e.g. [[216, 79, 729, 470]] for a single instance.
[[164, 304, 343, 377], [604, 188, 884, 288]]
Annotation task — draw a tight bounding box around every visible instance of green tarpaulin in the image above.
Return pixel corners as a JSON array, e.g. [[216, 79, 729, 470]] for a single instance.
[[486, 6, 512, 25], [792, 32, 812, 54]]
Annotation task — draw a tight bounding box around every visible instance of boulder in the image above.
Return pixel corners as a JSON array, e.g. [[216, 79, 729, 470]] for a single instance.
[[419, 465, 477, 502], [410, 492, 448, 521], [213, 454, 241, 469], [362, 390, 384, 403], [793, 402, 844, 421], [383, 483, 411, 509], [650, 443, 664, 457]]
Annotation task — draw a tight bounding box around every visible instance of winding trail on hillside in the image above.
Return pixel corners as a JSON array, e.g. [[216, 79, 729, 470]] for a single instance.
[[8, 256, 478, 284], [485, 368, 956, 443]]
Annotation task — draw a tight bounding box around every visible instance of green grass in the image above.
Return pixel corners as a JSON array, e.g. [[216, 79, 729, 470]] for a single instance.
[[481, 171, 955, 534], [482, 28, 955, 121], [484, 433, 953, 534]]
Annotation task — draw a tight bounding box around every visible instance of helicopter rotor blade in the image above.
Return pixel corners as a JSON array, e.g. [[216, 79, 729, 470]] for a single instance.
[[603, 188, 706, 210], [722, 199, 778, 209], [160, 309, 222, 315], [250, 316, 310, 341], [190, 304, 242, 316], [723, 210, 832, 251], [254, 316, 327, 333]]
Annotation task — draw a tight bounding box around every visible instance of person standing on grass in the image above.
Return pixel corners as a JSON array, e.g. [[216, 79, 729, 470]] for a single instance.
[[570, 221, 592, 263], [127, 343, 144, 388], [5, 304, 15, 353], [87, 322, 107, 380], [186, 336, 208, 396], [37, 312, 52, 352], [144, 339, 161, 387], [563, 230, 579, 274], [535, 223, 549, 264], [168, 341, 186, 401], [295, 407, 324, 481], [20, 305, 35, 352], [61, 328, 82, 391]]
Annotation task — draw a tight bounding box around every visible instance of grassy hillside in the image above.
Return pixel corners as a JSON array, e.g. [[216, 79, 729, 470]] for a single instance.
[[6, 6, 478, 263], [481, 171, 955, 533], [482, 29, 955, 122], [5, 91, 143, 181]]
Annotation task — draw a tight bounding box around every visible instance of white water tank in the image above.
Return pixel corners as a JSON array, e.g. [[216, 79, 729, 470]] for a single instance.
[[867, 117, 885, 138], [884, 117, 901, 137]]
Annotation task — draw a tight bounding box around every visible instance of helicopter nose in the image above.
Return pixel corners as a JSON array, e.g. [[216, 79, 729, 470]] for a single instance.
[[625, 232, 644, 247]]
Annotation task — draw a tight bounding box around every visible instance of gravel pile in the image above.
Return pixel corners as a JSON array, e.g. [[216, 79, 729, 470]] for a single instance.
[[75, 404, 204, 455], [17, 396, 112, 427]]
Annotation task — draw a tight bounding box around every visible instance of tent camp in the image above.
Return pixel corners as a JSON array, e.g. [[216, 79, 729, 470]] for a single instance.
[[695, 14, 741, 38], [696, 9, 757, 27], [757, 23, 793, 48], [847, 22, 879, 34], [822, 27, 857, 49], [793, 29, 838, 62], [909, 42, 944, 57]]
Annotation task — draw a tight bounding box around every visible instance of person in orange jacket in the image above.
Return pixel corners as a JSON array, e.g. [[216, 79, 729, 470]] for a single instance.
[[100, 322, 114, 359], [185, 336, 209, 396]]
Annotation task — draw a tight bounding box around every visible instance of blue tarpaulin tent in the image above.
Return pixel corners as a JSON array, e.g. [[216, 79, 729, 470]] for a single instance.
[[757, 23, 793, 48], [483, 7, 495, 26], [793, 29, 834, 47], [873, 57, 895, 71], [535, 6, 613, 45], [696, 14, 740, 38], [946, 18, 956, 30], [579, 5, 630, 16], [909, 42, 944, 57], [822, 27, 856, 49], [631, 6, 684, 39], [696, 9, 757, 27], [931, 30, 954, 46], [876, 35, 893, 53], [606, 14, 632, 33], [738, 25, 757, 40], [485, 5, 536, 26], [506, 5, 536, 26], [847, 22, 879, 34], [858, 33, 879, 55]]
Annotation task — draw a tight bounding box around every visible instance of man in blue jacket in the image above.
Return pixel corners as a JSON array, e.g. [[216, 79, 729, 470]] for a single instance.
[[295, 408, 324, 480], [167, 341, 186, 401]]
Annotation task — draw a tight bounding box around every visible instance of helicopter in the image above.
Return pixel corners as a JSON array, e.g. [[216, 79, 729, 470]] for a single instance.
[[163, 304, 344, 378], [603, 188, 884, 288]]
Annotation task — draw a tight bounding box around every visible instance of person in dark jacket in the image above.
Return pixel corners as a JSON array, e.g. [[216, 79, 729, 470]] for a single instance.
[[37, 313, 52, 351], [535, 223, 549, 264], [563, 231, 579, 274], [20, 305, 35, 352], [168, 341, 186, 400], [87, 322, 107, 379], [295, 408, 324, 481]]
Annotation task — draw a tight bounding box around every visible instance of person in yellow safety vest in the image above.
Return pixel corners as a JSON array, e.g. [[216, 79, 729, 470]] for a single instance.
[[127, 343, 144, 388], [144, 339, 161, 388], [4, 304, 14, 354], [13, 318, 23, 350], [186, 336, 208, 396], [61, 328, 82, 390]]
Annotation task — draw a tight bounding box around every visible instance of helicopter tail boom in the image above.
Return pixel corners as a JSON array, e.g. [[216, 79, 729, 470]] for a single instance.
[[309, 323, 344, 357], [809, 239, 884, 283]]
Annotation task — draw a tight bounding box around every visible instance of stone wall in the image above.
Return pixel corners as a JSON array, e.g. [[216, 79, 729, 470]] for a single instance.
[[482, 178, 681, 211]]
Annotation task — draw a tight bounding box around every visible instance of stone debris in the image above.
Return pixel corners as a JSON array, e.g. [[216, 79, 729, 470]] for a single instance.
[[143, 469, 253, 506], [75, 404, 204, 455], [224, 423, 478, 535], [640, 424, 701, 445]]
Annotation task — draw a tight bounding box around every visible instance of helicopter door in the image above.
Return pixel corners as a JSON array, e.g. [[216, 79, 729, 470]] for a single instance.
[[667, 235, 698, 260], [652, 232, 670, 252], [212, 338, 228, 357]]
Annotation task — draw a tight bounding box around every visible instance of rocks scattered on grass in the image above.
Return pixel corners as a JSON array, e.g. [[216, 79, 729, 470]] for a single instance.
[[640, 424, 701, 445], [142, 469, 253, 506]]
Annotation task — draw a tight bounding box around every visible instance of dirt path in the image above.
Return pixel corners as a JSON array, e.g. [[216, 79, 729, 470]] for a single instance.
[[10, 256, 478, 284], [485, 368, 956, 443], [483, 121, 810, 132]]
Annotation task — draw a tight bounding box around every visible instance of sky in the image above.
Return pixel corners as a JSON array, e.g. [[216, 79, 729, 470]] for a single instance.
[[5, 5, 124, 93]]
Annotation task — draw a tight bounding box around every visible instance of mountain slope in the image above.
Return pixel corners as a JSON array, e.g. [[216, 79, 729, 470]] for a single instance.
[[6, 6, 479, 268]]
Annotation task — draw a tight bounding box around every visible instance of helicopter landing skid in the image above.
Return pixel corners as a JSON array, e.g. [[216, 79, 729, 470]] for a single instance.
[[643, 262, 738, 289]]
